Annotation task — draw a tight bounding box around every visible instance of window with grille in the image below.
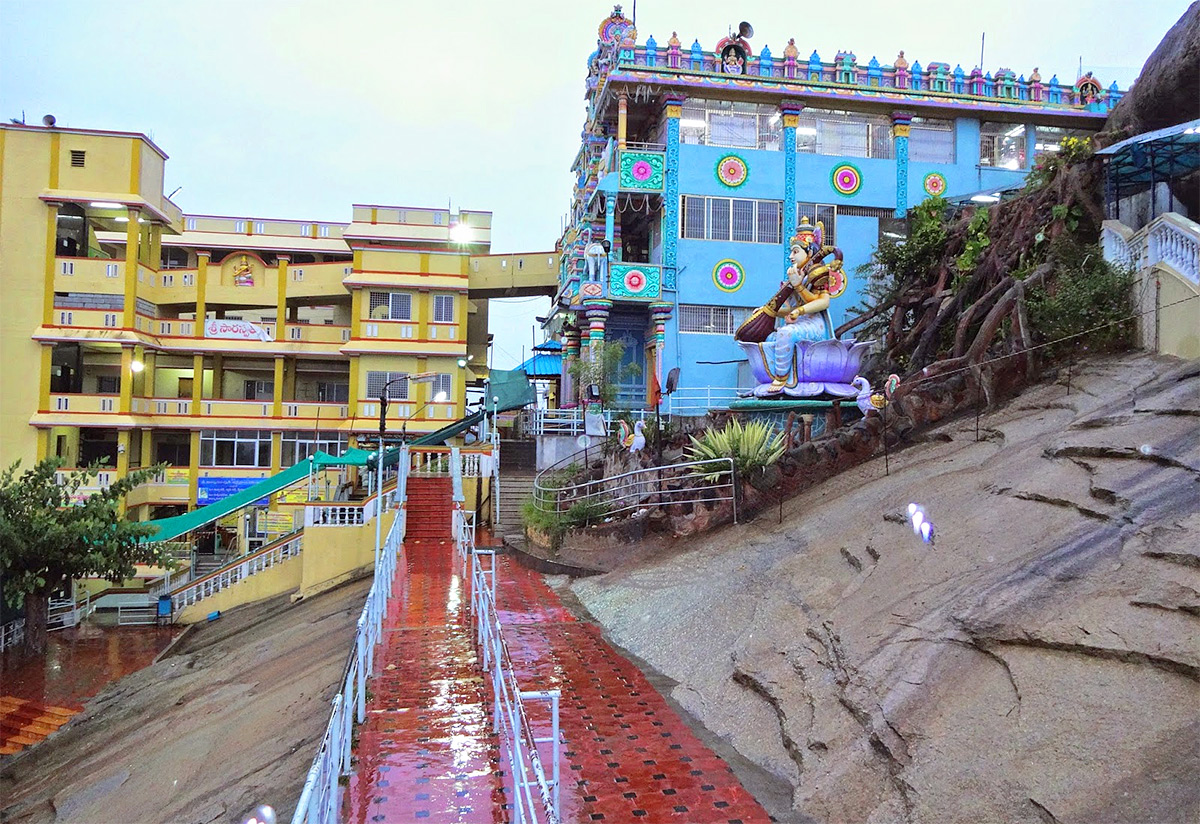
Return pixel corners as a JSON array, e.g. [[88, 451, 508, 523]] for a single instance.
[[681, 196, 783, 243], [678, 304, 750, 334], [186, 218, 197, 230], [200, 430, 273, 467], [97, 376, 120, 394], [253, 221, 265, 233], [366, 371, 409, 399], [70, 150, 86, 167], [796, 203, 838, 246], [233, 220, 247, 232], [797, 109, 893, 159], [909, 117, 956, 163], [368, 291, 412, 320], [318, 225, 330, 237], [979, 122, 1026, 168], [281, 431, 347, 465], [679, 99, 782, 150], [433, 294, 455, 323], [431, 373, 452, 400]]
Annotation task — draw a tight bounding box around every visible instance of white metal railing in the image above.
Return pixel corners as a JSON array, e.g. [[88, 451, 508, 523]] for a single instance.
[[117, 603, 158, 626], [1, 618, 25, 651], [457, 516, 561, 824], [292, 508, 405, 824], [525, 407, 654, 437], [170, 533, 304, 611], [534, 457, 738, 523], [665, 386, 742, 416], [47, 592, 92, 631]]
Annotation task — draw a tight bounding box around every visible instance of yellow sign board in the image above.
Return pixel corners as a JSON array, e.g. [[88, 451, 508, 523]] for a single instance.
[[259, 511, 295, 533]]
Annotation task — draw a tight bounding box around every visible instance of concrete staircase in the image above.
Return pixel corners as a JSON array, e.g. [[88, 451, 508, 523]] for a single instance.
[[495, 471, 535, 540], [404, 477, 454, 540]]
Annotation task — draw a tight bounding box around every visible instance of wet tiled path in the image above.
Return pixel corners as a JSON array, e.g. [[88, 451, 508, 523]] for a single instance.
[[347, 539, 771, 823], [0, 624, 176, 754]]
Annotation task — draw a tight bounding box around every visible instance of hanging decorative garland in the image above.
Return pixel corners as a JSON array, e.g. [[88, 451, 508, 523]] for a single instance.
[[712, 259, 746, 292], [715, 154, 749, 188], [923, 172, 948, 197], [830, 163, 863, 196]]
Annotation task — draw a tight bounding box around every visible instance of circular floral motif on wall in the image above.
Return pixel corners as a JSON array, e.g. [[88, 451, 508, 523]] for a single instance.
[[713, 259, 746, 293], [923, 172, 948, 197], [623, 268, 650, 295], [630, 160, 654, 182], [715, 155, 749, 188], [830, 163, 863, 196]]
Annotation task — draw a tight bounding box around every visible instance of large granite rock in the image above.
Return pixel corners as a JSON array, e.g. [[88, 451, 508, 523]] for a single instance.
[[572, 353, 1200, 823]]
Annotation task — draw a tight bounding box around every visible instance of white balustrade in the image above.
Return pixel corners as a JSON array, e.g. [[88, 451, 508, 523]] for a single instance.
[[1, 618, 26, 651], [170, 534, 303, 611]]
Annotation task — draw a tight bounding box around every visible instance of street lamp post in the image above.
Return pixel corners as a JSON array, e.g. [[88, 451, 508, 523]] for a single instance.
[[374, 373, 438, 565]]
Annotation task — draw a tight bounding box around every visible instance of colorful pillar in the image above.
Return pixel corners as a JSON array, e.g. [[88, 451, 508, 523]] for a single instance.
[[195, 251, 210, 328], [562, 321, 582, 407], [649, 302, 673, 398], [604, 192, 616, 249], [892, 111, 913, 218], [781, 101, 804, 265], [662, 94, 684, 291], [582, 298, 612, 354]]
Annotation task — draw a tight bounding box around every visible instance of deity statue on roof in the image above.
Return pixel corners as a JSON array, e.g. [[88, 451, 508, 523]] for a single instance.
[[668, 31, 680, 48], [1030, 66, 1042, 84], [894, 50, 908, 70], [722, 47, 745, 74], [783, 38, 799, 60]]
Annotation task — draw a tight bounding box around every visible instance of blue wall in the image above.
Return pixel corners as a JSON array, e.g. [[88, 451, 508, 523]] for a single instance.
[[652, 117, 1030, 391]]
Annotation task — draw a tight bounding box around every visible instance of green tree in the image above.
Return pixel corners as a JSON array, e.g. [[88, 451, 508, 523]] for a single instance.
[[567, 340, 632, 407], [0, 459, 170, 654]]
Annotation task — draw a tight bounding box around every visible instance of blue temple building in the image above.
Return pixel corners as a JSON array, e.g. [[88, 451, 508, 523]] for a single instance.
[[553, 7, 1123, 412]]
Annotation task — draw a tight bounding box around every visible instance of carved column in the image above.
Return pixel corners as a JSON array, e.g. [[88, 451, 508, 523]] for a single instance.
[[617, 92, 628, 151], [892, 111, 913, 218], [649, 302, 673, 401], [781, 101, 804, 266], [662, 94, 684, 291], [582, 298, 612, 354]]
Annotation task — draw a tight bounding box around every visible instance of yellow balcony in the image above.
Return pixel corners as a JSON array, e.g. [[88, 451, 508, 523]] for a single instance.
[[54, 256, 125, 294], [279, 401, 350, 423], [48, 393, 120, 414]]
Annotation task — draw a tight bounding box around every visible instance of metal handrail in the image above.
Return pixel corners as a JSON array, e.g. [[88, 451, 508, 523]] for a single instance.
[[1, 618, 26, 651], [533, 457, 738, 523], [456, 512, 561, 823], [292, 507, 405, 824], [169, 531, 304, 611]]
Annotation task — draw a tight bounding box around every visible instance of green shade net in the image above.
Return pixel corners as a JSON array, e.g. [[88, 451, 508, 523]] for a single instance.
[[486, 368, 537, 412]]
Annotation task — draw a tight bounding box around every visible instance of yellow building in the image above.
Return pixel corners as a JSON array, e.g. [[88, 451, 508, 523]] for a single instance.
[[0, 122, 557, 520]]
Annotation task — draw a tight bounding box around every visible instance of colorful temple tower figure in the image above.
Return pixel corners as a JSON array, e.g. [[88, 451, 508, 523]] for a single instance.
[[783, 39, 799, 79], [550, 7, 1120, 412]]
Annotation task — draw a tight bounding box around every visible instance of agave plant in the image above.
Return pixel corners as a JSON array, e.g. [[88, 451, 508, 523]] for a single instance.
[[685, 418, 785, 481]]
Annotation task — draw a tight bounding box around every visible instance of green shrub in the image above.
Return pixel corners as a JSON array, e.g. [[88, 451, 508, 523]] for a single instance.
[[1027, 238, 1134, 356], [685, 418, 784, 480]]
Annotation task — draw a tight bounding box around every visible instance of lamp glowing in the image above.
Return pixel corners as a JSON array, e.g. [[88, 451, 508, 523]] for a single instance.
[[449, 222, 472, 243], [434, 391, 448, 403], [89, 201, 123, 209], [130, 360, 145, 373]]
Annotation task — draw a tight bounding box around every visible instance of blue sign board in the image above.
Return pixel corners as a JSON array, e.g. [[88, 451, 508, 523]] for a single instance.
[[197, 476, 269, 506]]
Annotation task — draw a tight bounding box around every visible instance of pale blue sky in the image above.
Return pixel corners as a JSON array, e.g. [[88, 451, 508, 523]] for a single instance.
[[1, 0, 1188, 367]]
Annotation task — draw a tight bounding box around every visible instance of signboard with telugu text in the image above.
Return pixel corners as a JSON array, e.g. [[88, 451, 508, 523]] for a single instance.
[[197, 476, 269, 506], [257, 511, 295, 533], [204, 319, 273, 342]]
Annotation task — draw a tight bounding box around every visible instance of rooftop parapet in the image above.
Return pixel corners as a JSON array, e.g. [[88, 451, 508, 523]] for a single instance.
[[586, 6, 1123, 115]]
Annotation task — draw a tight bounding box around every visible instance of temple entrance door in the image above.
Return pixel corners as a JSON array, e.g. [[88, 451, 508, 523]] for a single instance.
[[607, 314, 647, 408]]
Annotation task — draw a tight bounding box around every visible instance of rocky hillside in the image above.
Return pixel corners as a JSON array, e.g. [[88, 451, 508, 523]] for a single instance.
[[0, 578, 371, 824], [572, 353, 1199, 823]]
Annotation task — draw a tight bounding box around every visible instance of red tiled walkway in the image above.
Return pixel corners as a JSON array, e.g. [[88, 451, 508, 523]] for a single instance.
[[0, 624, 177, 755], [347, 539, 770, 823]]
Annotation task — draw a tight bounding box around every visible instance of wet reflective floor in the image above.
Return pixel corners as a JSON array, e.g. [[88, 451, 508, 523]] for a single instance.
[[0, 624, 177, 754], [347, 540, 769, 823]]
